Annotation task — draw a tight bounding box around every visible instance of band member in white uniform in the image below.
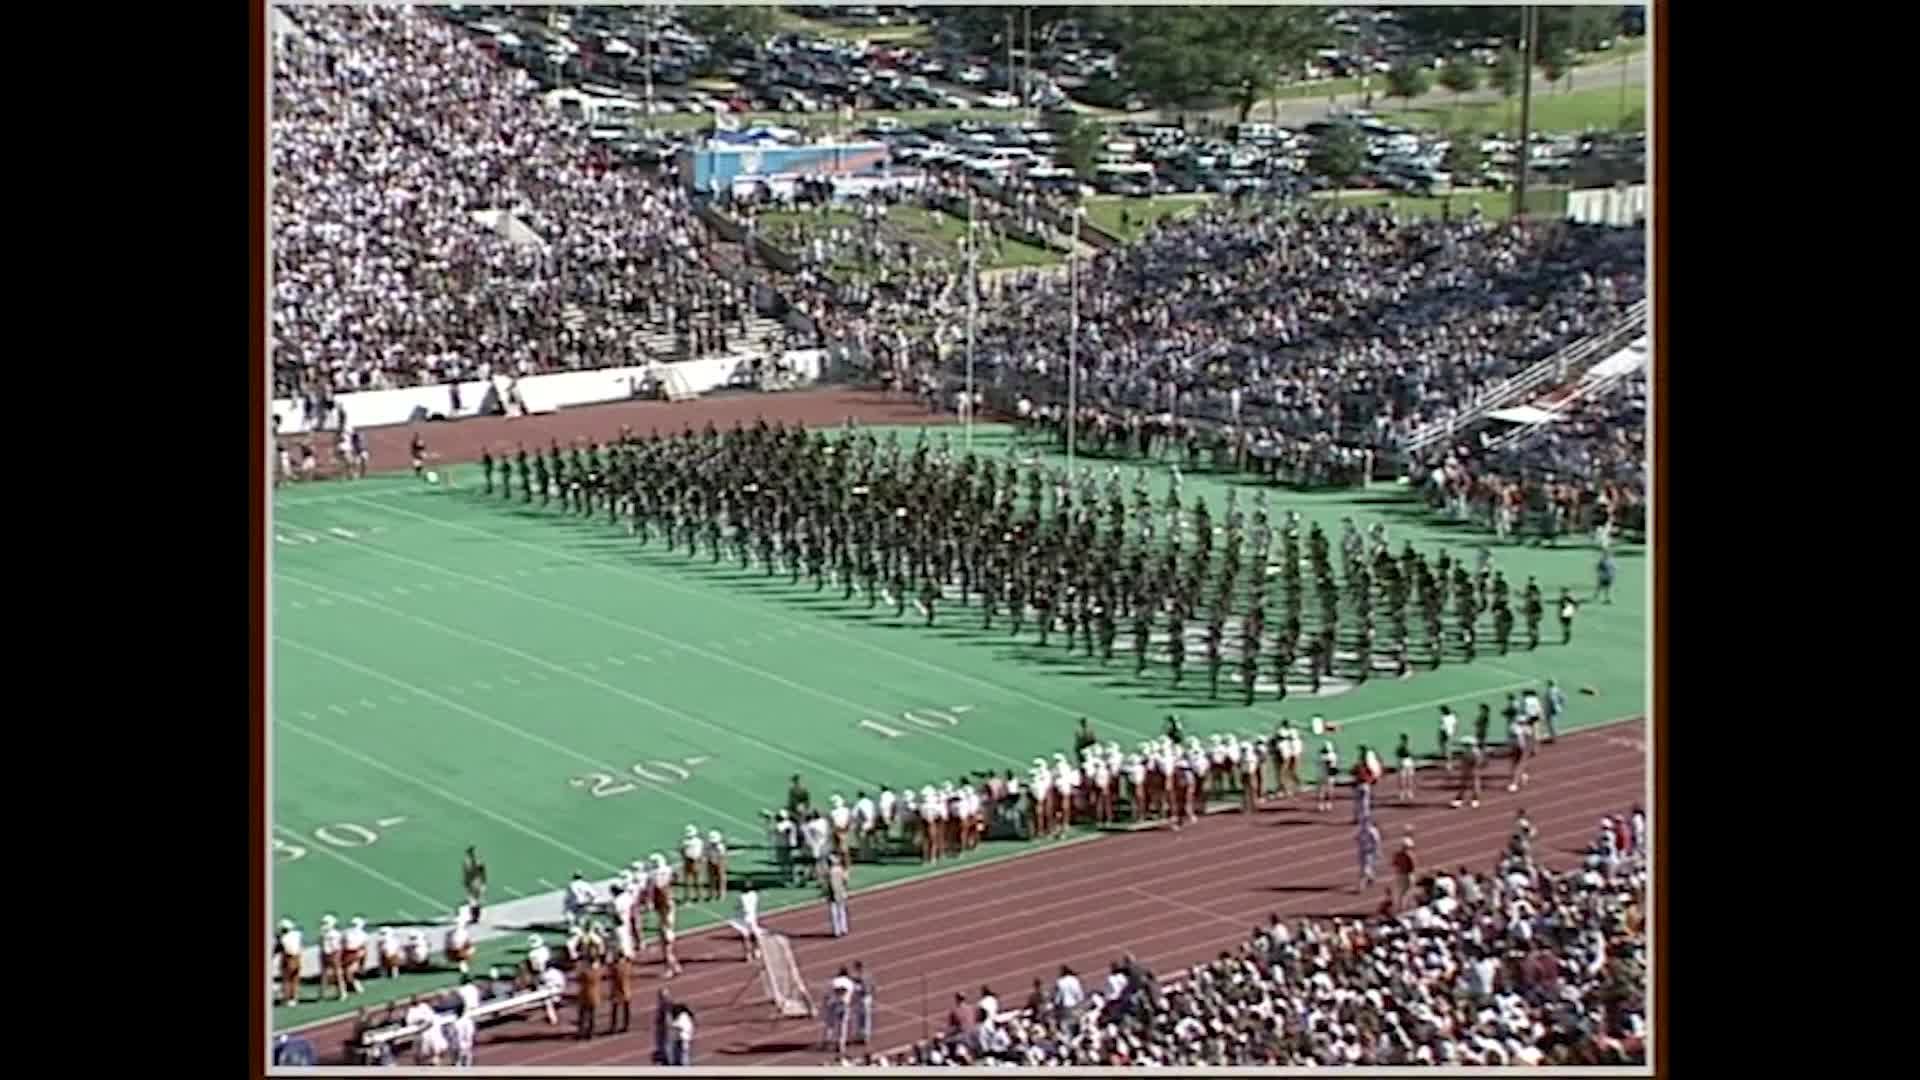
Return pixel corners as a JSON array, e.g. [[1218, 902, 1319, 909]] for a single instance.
[[445, 909, 474, 976], [876, 787, 897, 851], [1125, 753, 1148, 822], [342, 916, 369, 996], [1506, 708, 1535, 793], [854, 792, 879, 860], [377, 925, 404, 980], [403, 929, 431, 970], [1240, 738, 1264, 813], [829, 795, 854, 866], [1316, 741, 1340, 813], [319, 915, 346, 1000], [678, 827, 705, 904], [705, 830, 729, 902], [275, 919, 303, 1007], [1438, 706, 1460, 770]]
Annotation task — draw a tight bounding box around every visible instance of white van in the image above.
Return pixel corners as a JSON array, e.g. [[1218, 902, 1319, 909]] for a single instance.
[[1232, 122, 1283, 145]]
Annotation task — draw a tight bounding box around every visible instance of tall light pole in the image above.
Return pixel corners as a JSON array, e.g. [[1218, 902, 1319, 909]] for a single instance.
[[1023, 7, 1033, 119], [965, 189, 977, 453], [1066, 208, 1080, 472], [1514, 5, 1537, 223], [643, 3, 655, 120]]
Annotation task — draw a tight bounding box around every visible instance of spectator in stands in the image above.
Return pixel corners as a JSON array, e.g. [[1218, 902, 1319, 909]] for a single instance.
[[668, 1003, 696, 1066], [652, 985, 673, 1065], [449, 999, 477, 1068], [881, 828, 1648, 1067]]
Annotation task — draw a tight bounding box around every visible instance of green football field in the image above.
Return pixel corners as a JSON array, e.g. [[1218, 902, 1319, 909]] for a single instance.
[[270, 425, 1645, 1028]]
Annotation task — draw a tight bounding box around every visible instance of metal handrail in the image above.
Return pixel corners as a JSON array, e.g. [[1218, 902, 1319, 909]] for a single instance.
[[1401, 297, 1648, 456]]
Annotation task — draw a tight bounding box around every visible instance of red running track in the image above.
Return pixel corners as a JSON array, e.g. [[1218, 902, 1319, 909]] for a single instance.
[[297, 717, 1646, 1066]]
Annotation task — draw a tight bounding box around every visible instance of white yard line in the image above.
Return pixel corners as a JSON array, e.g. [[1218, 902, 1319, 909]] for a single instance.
[[276, 634, 762, 833], [276, 719, 621, 873], [276, 510, 1021, 773], [277, 570, 879, 791], [347, 497, 1161, 741]]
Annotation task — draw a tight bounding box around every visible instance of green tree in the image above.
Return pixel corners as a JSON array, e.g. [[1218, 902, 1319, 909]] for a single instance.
[[1397, 6, 1617, 60], [1442, 132, 1483, 186], [1490, 47, 1522, 98], [1110, 6, 1329, 122], [680, 4, 779, 43], [1438, 55, 1480, 125], [1385, 60, 1430, 116], [1307, 122, 1365, 189], [1045, 110, 1103, 181]]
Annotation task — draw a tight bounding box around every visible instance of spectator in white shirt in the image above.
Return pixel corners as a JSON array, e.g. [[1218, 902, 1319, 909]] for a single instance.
[[448, 1000, 477, 1067]]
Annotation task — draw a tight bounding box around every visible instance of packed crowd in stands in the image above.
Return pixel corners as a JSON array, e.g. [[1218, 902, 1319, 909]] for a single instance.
[[271, 5, 752, 400], [904, 206, 1641, 450], [854, 814, 1647, 1068], [271, 7, 1647, 513]]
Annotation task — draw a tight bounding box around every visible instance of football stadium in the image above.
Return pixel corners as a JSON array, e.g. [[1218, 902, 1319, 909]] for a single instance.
[[263, 3, 1654, 1068]]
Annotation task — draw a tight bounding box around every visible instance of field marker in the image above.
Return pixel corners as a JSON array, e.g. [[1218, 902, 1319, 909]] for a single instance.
[[278, 712, 627, 870], [527, 670, 549, 681], [299, 711, 318, 722], [359, 699, 378, 710], [503, 886, 525, 899], [328, 527, 360, 541], [516, 569, 531, 577], [502, 675, 522, 686], [473, 681, 492, 691], [395, 909, 420, 923], [683, 757, 710, 768], [276, 566, 880, 792], [387, 694, 408, 705], [376, 817, 408, 828], [314, 597, 334, 607], [536, 877, 560, 890], [416, 582, 435, 592], [447, 685, 467, 695], [580, 661, 598, 673], [393, 586, 411, 597], [328, 704, 350, 717], [275, 633, 763, 831], [633, 654, 654, 663], [289, 600, 307, 611], [605, 656, 626, 667], [274, 825, 443, 910]]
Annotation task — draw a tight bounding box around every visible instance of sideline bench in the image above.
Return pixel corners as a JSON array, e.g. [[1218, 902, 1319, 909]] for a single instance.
[[352, 985, 562, 1063]]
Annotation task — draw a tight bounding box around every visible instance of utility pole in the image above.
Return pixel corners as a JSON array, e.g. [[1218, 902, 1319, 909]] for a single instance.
[[1006, 11, 1016, 110], [1023, 7, 1033, 118], [1067, 208, 1079, 471], [643, 3, 655, 122], [1514, 5, 1537, 223], [966, 190, 977, 453]]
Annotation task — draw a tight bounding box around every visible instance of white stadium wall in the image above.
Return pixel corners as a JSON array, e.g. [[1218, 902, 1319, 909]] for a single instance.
[[271, 350, 825, 436]]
